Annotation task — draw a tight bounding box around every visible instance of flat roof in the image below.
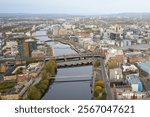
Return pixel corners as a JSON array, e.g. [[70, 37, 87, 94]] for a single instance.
[[4, 66, 16, 76], [137, 61, 150, 74], [121, 44, 150, 50], [127, 75, 141, 84]]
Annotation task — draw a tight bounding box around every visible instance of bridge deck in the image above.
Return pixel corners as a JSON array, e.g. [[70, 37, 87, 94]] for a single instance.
[[57, 59, 93, 68], [45, 53, 102, 61], [53, 79, 92, 83]]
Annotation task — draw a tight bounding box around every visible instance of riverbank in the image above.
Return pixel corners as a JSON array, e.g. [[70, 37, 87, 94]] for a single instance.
[[54, 38, 81, 54], [42, 66, 93, 100], [92, 60, 107, 100], [32, 29, 93, 100], [26, 59, 57, 100]]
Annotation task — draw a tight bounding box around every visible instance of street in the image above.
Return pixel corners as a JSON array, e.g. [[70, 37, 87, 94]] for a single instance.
[[100, 59, 113, 100]]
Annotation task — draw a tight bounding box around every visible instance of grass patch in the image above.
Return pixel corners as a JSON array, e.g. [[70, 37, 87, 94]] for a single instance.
[[0, 82, 16, 90]]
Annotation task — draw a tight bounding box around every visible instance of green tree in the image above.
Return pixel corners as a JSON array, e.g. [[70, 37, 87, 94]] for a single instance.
[[94, 91, 99, 97], [27, 59, 57, 100], [27, 86, 42, 100], [0, 82, 16, 90], [41, 69, 51, 79], [44, 60, 57, 76], [15, 68, 23, 75], [94, 60, 101, 67], [100, 90, 107, 100]]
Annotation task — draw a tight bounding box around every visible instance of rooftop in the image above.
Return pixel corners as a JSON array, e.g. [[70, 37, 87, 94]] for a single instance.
[[127, 75, 141, 84], [4, 66, 16, 76], [122, 63, 138, 72], [25, 39, 36, 42], [137, 61, 150, 74], [121, 44, 150, 50]]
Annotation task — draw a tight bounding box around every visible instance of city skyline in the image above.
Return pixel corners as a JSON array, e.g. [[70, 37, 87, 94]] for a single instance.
[[1, 0, 150, 15]]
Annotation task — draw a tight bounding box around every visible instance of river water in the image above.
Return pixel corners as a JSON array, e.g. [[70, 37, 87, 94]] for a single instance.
[[33, 30, 92, 100]]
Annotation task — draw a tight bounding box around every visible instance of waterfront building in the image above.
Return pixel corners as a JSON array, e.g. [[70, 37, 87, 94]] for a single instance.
[[32, 50, 45, 58]]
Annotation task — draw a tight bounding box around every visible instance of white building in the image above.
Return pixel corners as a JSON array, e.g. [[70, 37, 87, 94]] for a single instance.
[[116, 88, 146, 100], [105, 48, 124, 64], [122, 63, 139, 76], [2, 41, 18, 56], [109, 68, 123, 81]]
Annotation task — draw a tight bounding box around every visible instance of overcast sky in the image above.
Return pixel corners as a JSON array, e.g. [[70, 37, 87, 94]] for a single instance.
[[0, 0, 150, 14]]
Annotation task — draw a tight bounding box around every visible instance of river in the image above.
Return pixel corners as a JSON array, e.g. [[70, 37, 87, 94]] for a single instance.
[[33, 29, 92, 100]]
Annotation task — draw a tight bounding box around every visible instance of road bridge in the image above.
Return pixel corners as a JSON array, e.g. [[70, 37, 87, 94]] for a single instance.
[[53, 79, 92, 83], [51, 74, 92, 79], [45, 53, 103, 62], [49, 74, 93, 83], [57, 59, 93, 68]]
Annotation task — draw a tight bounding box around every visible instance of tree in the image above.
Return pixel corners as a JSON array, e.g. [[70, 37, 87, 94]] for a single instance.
[[95, 86, 103, 93], [26, 59, 57, 100], [95, 80, 105, 88], [41, 70, 50, 79], [44, 59, 57, 76], [100, 90, 107, 100], [0, 82, 16, 90], [15, 68, 23, 75], [94, 91, 99, 97], [94, 60, 101, 67], [27, 86, 42, 100]]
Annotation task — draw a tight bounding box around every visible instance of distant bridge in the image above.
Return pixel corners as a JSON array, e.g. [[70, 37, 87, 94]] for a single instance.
[[0, 53, 103, 69], [8, 34, 49, 40], [45, 53, 102, 68], [45, 53, 103, 62], [49, 74, 93, 83]]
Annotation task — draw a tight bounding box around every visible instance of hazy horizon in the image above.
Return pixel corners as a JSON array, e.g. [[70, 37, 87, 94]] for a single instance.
[[0, 12, 150, 15], [0, 0, 150, 15]]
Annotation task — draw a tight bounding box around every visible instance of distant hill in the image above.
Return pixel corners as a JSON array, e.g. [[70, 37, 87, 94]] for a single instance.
[[0, 13, 28, 17], [0, 12, 150, 18], [0, 13, 77, 18], [104, 13, 150, 18]]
